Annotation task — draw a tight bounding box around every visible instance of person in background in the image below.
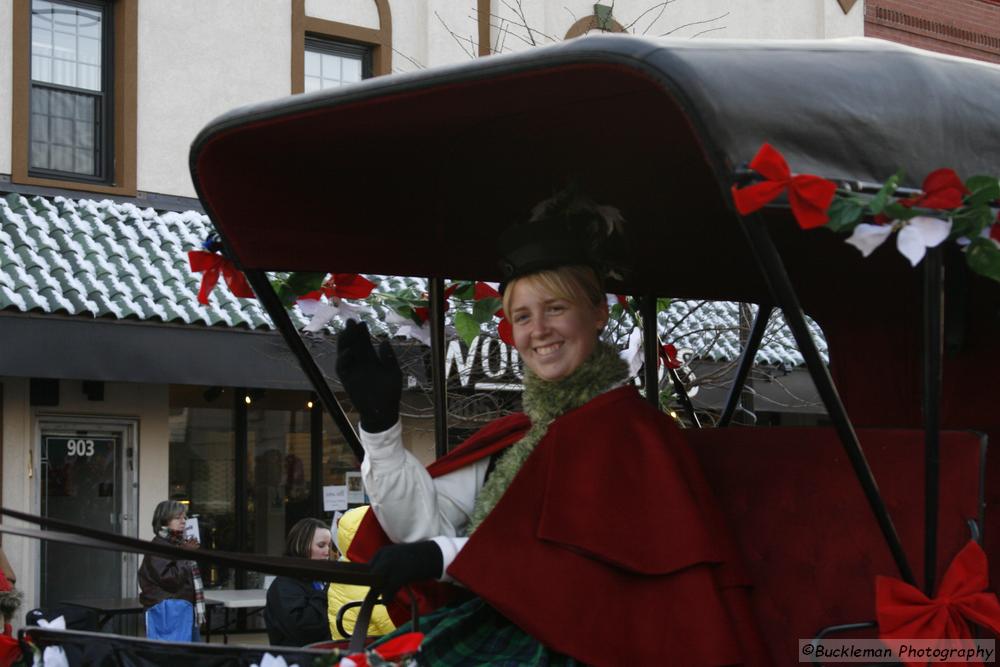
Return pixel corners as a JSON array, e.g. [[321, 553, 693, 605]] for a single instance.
[[327, 506, 396, 640], [0, 551, 19, 667], [0, 546, 20, 637], [138, 500, 205, 641], [264, 518, 333, 647]]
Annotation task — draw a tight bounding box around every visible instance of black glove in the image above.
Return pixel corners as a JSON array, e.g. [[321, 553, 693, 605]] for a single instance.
[[335, 319, 402, 433], [369, 541, 444, 602]]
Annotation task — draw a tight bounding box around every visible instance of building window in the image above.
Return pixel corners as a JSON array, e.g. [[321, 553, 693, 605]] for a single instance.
[[304, 38, 371, 92], [29, 0, 111, 181], [12, 0, 137, 196], [290, 0, 391, 94]]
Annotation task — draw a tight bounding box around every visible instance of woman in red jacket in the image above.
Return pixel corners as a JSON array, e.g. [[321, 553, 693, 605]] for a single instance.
[[338, 190, 767, 665]]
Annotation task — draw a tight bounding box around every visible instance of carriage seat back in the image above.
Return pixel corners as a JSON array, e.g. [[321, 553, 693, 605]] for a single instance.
[[687, 427, 986, 665]]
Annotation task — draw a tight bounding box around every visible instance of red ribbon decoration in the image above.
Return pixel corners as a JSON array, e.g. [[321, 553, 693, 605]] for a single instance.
[[874, 168, 973, 223], [474, 281, 501, 300], [659, 343, 682, 369], [904, 168, 970, 210], [323, 273, 377, 300], [877, 541, 1000, 667], [187, 250, 255, 305], [731, 143, 838, 229], [373, 631, 424, 660], [472, 281, 514, 344], [413, 283, 459, 324], [497, 310, 514, 346]]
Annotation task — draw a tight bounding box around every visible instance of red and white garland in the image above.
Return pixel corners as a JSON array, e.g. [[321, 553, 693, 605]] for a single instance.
[[732, 143, 1000, 280]]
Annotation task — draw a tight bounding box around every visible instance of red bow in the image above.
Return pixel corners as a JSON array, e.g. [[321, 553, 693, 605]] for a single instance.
[[877, 541, 1000, 667], [323, 273, 376, 300], [374, 631, 424, 660], [413, 283, 459, 324], [659, 343, 682, 369], [187, 250, 255, 305], [472, 281, 515, 345], [474, 281, 501, 300], [300, 274, 377, 303], [731, 143, 838, 229], [340, 631, 423, 666], [904, 168, 970, 210], [874, 168, 972, 224], [497, 310, 514, 346]]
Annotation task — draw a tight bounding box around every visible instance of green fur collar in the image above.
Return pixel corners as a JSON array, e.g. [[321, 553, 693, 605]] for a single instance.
[[466, 341, 628, 533]]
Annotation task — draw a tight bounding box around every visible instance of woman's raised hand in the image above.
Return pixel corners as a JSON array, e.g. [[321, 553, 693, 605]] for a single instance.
[[335, 319, 402, 433]]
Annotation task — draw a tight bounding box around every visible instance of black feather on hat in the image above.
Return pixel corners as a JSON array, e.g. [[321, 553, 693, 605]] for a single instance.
[[497, 185, 630, 286]]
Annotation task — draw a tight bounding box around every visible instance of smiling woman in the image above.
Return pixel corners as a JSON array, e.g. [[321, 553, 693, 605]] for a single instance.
[[334, 188, 773, 665], [504, 267, 608, 382]]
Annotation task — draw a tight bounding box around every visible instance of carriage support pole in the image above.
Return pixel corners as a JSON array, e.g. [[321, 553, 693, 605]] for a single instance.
[[642, 296, 700, 425], [719, 305, 774, 427], [243, 269, 364, 460], [429, 277, 449, 459], [922, 246, 944, 594], [641, 296, 660, 409], [740, 216, 917, 585]]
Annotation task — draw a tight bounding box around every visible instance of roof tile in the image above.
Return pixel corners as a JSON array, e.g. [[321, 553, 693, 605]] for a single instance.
[[0, 192, 828, 366]]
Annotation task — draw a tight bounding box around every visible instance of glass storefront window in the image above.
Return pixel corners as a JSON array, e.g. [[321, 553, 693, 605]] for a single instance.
[[244, 390, 312, 587], [168, 385, 235, 589], [321, 411, 359, 493], [168, 386, 367, 588]]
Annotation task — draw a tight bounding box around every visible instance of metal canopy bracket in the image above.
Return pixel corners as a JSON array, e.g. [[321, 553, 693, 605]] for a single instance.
[[719, 305, 774, 427], [430, 277, 449, 459], [640, 296, 700, 426], [243, 269, 363, 461], [740, 215, 916, 586], [641, 296, 659, 409], [923, 246, 944, 594]]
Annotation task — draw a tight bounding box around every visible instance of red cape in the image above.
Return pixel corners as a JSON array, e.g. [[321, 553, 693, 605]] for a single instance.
[[351, 387, 768, 665]]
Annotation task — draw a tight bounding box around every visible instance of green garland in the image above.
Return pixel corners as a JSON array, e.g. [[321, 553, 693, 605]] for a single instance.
[[466, 340, 628, 533]]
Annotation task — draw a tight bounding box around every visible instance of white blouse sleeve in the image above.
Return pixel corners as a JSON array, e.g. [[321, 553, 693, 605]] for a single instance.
[[359, 420, 491, 545]]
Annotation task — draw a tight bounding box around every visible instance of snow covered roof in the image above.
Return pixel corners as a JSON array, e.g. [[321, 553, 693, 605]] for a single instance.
[[0, 192, 283, 328], [0, 192, 826, 367], [662, 301, 828, 368]]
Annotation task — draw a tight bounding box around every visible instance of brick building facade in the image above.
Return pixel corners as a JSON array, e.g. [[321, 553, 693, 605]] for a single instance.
[[865, 0, 1000, 63]]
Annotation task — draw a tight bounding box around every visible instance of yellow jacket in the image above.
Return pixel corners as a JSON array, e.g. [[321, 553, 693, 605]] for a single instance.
[[327, 506, 397, 639]]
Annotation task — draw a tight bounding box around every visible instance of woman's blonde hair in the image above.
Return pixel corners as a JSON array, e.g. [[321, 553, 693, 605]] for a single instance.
[[502, 265, 604, 315]]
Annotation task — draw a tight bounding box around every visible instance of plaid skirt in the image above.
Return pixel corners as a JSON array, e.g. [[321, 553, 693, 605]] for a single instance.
[[373, 597, 584, 666]]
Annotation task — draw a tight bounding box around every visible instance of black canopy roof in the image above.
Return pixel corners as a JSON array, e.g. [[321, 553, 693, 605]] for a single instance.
[[190, 35, 1000, 307]]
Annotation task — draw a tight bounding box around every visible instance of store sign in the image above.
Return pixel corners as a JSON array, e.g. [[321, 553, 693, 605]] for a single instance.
[[445, 336, 523, 391], [439, 336, 697, 394]]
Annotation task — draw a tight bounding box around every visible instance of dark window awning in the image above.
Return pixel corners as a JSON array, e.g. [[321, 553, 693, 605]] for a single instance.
[[0, 312, 338, 390]]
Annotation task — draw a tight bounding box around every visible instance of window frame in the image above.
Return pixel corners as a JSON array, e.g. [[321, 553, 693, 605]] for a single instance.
[[290, 0, 391, 94], [303, 36, 373, 91], [27, 0, 114, 184], [11, 0, 137, 196]]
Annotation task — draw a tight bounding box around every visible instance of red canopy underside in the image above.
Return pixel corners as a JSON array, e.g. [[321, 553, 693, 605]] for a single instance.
[[195, 61, 920, 310]]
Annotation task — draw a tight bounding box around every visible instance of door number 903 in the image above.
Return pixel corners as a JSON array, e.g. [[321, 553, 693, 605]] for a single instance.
[[66, 439, 95, 457]]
